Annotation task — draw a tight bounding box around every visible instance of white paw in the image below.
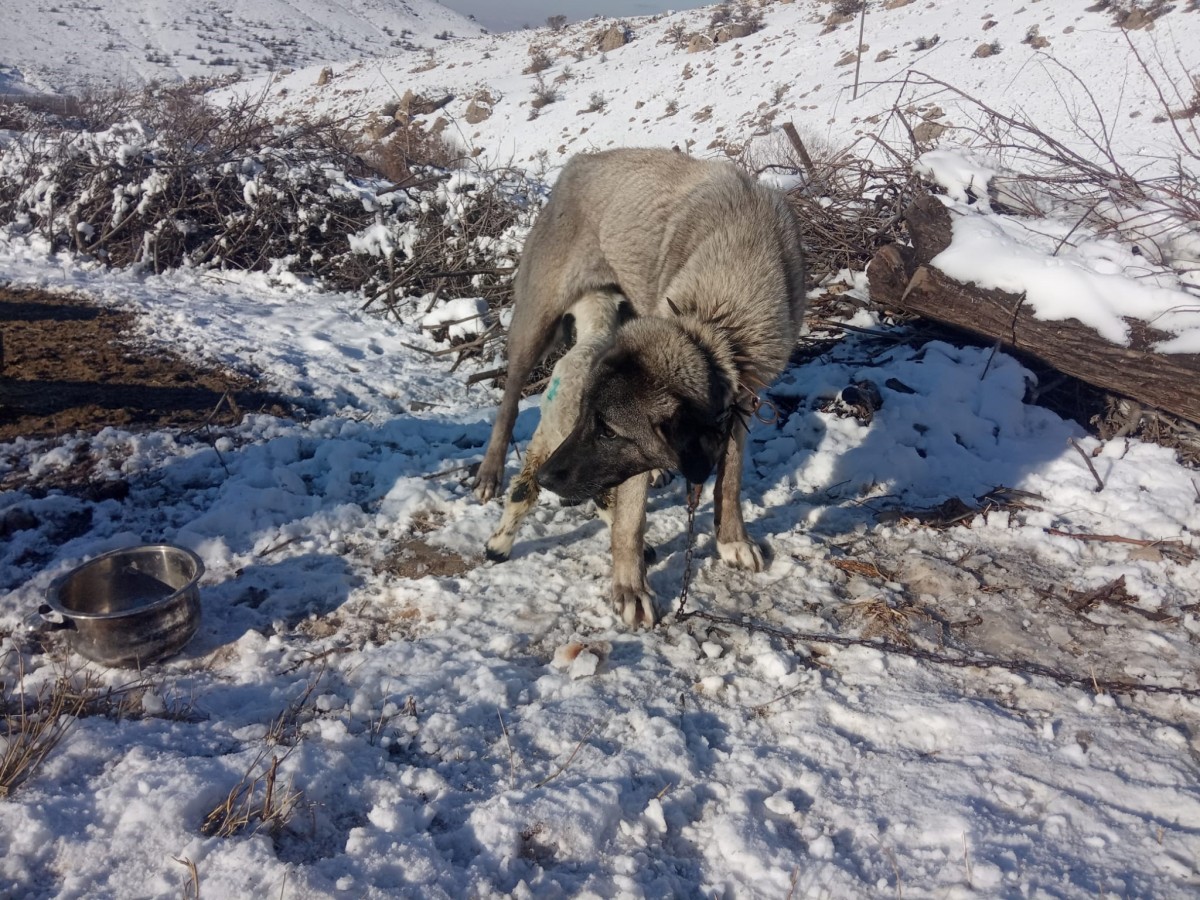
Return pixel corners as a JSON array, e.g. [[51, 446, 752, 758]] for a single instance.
[[649, 469, 673, 489], [484, 533, 512, 562], [611, 582, 659, 628], [718, 539, 764, 572]]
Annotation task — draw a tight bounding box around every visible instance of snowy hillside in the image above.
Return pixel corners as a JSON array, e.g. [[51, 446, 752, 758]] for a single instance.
[[2, 1, 1200, 898], [254, 0, 1200, 174], [0, 0, 482, 93]]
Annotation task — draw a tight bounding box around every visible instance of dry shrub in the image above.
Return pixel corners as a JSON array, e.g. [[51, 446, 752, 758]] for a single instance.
[[0, 82, 537, 314], [200, 750, 303, 839], [364, 119, 465, 185], [524, 46, 554, 75], [1, 664, 84, 799], [0, 83, 370, 273], [739, 126, 919, 283], [894, 65, 1199, 273]]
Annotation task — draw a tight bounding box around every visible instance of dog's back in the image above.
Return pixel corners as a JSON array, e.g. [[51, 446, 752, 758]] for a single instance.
[[515, 149, 805, 386]]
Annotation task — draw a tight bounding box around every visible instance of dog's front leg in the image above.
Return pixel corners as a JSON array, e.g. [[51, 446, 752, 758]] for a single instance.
[[609, 471, 657, 627], [714, 425, 765, 572]]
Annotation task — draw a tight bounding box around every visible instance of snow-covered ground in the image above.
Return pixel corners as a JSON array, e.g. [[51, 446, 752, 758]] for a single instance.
[[4, 1, 1200, 898], [252, 0, 1200, 177], [0, 0, 482, 93]]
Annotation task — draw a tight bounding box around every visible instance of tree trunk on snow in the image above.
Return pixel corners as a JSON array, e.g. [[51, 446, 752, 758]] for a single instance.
[[866, 194, 1200, 426]]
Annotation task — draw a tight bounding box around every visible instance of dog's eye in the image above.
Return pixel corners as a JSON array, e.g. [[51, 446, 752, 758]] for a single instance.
[[597, 419, 618, 440]]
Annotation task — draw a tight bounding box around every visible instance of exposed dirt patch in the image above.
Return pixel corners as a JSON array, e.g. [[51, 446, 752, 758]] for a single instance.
[[377, 535, 475, 580], [0, 286, 290, 442]]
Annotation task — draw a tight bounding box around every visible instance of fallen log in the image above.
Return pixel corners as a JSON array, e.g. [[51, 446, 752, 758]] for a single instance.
[[866, 195, 1200, 426]]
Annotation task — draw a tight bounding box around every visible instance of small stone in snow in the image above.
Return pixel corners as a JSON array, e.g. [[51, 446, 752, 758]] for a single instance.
[[569, 650, 601, 679], [764, 792, 795, 816], [644, 798, 668, 833]]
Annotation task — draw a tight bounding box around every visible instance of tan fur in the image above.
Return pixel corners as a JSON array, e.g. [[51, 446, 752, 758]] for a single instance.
[[475, 148, 806, 627]]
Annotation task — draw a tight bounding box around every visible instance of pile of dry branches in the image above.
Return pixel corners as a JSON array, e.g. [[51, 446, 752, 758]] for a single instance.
[[0, 83, 536, 314]]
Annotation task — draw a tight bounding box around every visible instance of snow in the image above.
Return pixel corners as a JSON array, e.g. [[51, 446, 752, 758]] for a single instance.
[[3, 1, 1200, 898], [0, 0, 484, 93], [919, 152, 1200, 353]]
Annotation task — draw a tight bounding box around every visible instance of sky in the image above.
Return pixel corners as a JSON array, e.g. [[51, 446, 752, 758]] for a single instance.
[[440, 0, 712, 31]]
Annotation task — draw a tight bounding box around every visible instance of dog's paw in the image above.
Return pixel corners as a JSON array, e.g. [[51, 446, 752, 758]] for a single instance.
[[474, 476, 500, 503], [484, 537, 511, 563], [649, 469, 673, 489], [718, 539, 764, 572], [611, 582, 659, 628]]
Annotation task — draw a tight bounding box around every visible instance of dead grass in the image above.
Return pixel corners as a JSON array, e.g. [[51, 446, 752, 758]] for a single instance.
[[376, 534, 475, 580], [200, 750, 303, 839], [845, 597, 929, 646], [0, 663, 85, 799], [1, 661, 202, 799]]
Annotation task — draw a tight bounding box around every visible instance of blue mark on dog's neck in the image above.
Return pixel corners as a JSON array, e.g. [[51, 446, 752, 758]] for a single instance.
[[545, 376, 561, 403]]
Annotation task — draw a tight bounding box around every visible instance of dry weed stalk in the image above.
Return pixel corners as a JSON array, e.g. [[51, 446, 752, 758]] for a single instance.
[[265, 666, 326, 746], [200, 750, 303, 839], [1, 660, 86, 799], [173, 855, 201, 900], [846, 597, 928, 646]]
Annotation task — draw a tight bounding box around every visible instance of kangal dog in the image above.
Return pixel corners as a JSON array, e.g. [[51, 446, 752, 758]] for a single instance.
[[475, 148, 806, 626]]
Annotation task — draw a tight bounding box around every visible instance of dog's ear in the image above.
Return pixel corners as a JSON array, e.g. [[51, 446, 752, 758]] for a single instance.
[[660, 401, 726, 484]]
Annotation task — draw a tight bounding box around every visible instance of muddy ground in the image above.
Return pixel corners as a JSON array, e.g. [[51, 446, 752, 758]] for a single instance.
[[0, 286, 288, 445]]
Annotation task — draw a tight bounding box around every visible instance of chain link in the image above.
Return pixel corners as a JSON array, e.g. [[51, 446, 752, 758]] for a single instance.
[[680, 608, 1200, 699], [674, 482, 703, 621]]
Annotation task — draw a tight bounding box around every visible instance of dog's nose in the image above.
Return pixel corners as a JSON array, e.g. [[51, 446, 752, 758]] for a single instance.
[[538, 460, 568, 495]]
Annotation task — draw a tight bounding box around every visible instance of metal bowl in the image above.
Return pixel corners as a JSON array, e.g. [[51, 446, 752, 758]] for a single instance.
[[41, 544, 203, 667]]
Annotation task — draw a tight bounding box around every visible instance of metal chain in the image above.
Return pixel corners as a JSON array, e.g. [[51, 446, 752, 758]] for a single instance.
[[675, 482, 704, 621], [681, 609, 1200, 699], [662, 484, 1192, 699]]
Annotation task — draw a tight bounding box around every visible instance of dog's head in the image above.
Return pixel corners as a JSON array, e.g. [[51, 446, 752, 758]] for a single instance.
[[538, 318, 734, 502]]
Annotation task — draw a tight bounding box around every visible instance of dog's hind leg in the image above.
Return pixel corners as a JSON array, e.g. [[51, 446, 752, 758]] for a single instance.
[[609, 471, 657, 627], [714, 425, 765, 572]]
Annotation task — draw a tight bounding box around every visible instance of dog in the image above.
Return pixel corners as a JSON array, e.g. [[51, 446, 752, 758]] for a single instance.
[[474, 148, 806, 627], [484, 287, 634, 563]]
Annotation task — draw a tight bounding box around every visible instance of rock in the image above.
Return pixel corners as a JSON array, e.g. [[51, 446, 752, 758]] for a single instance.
[[363, 112, 398, 141], [714, 23, 754, 44], [596, 25, 627, 52], [464, 101, 491, 124], [315, 66, 333, 86], [973, 42, 997, 58], [912, 119, 947, 143], [1023, 26, 1050, 49], [687, 33, 711, 53], [464, 90, 494, 124], [396, 89, 416, 119]]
